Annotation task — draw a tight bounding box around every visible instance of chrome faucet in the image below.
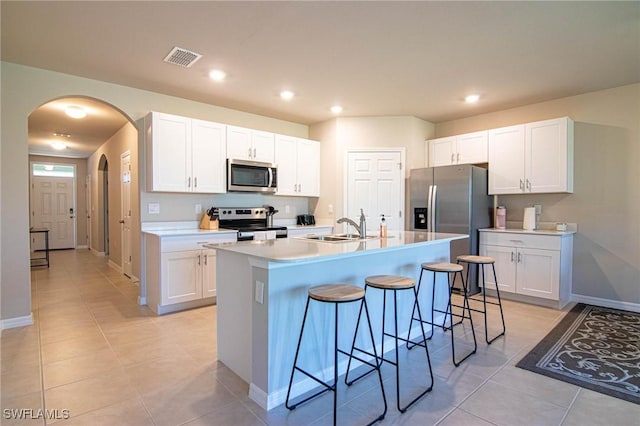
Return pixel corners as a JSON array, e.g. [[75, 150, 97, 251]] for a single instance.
[[337, 208, 367, 239]]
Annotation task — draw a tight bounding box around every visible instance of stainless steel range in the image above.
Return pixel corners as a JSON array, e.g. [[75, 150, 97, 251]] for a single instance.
[[215, 207, 288, 241]]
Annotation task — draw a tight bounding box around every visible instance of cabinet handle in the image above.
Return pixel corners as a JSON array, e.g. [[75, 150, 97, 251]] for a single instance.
[[298, 183, 302, 192], [204, 254, 208, 265], [526, 179, 531, 191], [253, 147, 257, 158], [457, 152, 460, 163], [511, 252, 515, 262], [451, 153, 455, 163], [198, 254, 201, 265], [188, 177, 191, 188], [517, 252, 522, 263], [519, 179, 524, 191], [248, 147, 252, 158], [194, 177, 198, 188]]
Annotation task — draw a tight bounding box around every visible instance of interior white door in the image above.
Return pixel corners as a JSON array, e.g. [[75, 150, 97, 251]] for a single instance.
[[121, 152, 133, 277], [346, 150, 403, 233], [31, 176, 76, 249]]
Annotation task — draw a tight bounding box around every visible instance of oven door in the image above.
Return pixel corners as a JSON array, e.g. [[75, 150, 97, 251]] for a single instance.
[[227, 159, 277, 193]]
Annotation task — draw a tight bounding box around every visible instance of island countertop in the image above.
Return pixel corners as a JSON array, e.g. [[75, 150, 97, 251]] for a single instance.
[[206, 230, 467, 263]]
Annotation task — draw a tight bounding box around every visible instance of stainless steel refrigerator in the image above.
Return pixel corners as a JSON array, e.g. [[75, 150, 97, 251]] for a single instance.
[[409, 164, 492, 294]]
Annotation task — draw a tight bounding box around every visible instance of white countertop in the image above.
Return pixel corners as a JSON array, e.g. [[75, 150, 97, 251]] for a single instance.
[[480, 228, 576, 236], [142, 228, 238, 237], [208, 231, 467, 263]]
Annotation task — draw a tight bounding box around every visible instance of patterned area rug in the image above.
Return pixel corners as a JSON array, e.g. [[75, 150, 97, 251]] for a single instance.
[[516, 303, 640, 404]]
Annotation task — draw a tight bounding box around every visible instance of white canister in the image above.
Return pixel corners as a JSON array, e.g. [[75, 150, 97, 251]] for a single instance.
[[495, 206, 506, 229], [523, 207, 536, 230]]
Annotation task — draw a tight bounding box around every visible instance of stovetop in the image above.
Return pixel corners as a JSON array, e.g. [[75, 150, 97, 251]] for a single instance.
[[212, 207, 287, 240]]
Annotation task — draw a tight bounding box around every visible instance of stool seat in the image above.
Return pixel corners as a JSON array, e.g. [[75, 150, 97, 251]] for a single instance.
[[457, 255, 495, 264], [309, 284, 365, 302], [365, 275, 415, 290], [421, 262, 464, 273]]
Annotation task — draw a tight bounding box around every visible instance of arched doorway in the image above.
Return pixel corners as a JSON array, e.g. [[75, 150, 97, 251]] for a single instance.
[[27, 96, 140, 276]]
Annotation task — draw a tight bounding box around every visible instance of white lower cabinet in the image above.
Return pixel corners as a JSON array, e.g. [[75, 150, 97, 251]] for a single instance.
[[144, 232, 236, 314], [161, 248, 217, 305], [479, 230, 573, 308]]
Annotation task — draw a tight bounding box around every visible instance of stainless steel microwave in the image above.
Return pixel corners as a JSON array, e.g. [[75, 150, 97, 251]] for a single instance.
[[227, 159, 277, 193]]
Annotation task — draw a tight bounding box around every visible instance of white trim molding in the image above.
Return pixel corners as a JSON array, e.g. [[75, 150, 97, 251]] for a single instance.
[[1, 313, 34, 330], [572, 294, 640, 313]]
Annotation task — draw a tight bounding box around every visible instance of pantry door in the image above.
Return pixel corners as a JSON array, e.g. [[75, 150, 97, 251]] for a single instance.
[[31, 174, 76, 249], [345, 149, 405, 233]]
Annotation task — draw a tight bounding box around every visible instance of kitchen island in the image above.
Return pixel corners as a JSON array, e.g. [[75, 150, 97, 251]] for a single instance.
[[209, 231, 467, 410]]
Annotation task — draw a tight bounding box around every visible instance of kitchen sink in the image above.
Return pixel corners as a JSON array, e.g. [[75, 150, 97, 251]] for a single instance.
[[299, 234, 379, 243]]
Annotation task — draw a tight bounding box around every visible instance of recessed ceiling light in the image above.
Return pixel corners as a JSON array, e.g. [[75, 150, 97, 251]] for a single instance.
[[51, 141, 67, 150], [53, 132, 71, 138], [464, 94, 480, 103], [330, 105, 343, 114], [280, 90, 295, 101], [209, 69, 226, 81], [65, 106, 87, 119]]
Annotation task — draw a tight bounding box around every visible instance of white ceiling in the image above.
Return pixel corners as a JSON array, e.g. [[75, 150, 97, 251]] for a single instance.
[[2, 1, 639, 158]]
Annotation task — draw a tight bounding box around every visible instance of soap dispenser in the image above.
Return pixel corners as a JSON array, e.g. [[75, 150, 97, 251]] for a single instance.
[[379, 214, 387, 237]]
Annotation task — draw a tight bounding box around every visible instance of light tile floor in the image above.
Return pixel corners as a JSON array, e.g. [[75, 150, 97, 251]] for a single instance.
[[2, 249, 639, 425]]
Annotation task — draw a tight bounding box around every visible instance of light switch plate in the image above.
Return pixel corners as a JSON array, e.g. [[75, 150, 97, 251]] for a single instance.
[[148, 203, 160, 215], [255, 281, 264, 304], [534, 204, 542, 215]]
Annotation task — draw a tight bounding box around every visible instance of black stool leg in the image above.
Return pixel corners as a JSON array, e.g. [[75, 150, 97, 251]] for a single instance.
[[333, 302, 338, 426], [449, 271, 477, 366], [486, 263, 506, 344], [397, 286, 433, 412], [287, 297, 330, 409]]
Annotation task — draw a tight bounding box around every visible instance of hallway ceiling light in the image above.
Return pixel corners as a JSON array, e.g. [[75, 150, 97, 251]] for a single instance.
[[280, 90, 295, 101], [209, 69, 226, 81], [330, 105, 343, 114], [464, 94, 480, 103], [53, 132, 71, 138], [50, 141, 67, 150], [65, 106, 87, 119]]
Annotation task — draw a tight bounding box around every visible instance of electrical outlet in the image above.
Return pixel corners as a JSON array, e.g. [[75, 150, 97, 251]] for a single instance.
[[534, 204, 542, 215], [328, 204, 334, 214], [195, 204, 202, 214], [255, 281, 264, 304]]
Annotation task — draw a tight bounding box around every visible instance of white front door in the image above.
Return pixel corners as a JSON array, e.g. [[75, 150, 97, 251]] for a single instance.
[[346, 150, 404, 233], [121, 151, 133, 277], [31, 176, 76, 249]]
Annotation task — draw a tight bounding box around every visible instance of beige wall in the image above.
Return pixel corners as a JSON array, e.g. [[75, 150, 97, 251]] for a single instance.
[[1, 62, 309, 323], [310, 116, 434, 227], [87, 122, 140, 277], [28, 155, 89, 248], [435, 83, 640, 306]]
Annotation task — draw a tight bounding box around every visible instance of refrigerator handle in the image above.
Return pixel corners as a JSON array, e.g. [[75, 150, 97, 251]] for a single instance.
[[427, 185, 433, 231], [431, 185, 437, 231]]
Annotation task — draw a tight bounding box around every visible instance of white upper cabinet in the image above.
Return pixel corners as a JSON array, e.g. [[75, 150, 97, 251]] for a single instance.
[[274, 135, 320, 197], [488, 117, 573, 195], [191, 119, 226, 193], [428, 131, 488, 167], [226, 125, 275, 163], [146, 112, 226, 193], [147, 112, 190, 192]]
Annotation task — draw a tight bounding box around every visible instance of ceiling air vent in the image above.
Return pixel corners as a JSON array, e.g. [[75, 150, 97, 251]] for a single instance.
[[163, 46, 203, 68]]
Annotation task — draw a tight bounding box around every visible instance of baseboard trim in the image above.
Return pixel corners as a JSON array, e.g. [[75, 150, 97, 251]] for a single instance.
[[91, 249, 106, 257], [1, 313, 34, 330], [571, 294, 640, 313], [108, 260, 122, 273], [76, 244, 88, 249]]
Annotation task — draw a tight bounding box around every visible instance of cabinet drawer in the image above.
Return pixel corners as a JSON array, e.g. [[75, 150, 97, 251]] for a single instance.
[[480, 232, 561, 250]]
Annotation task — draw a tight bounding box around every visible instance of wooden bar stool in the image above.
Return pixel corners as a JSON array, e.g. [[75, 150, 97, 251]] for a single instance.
[[457, 255, 506, 344], [345, 275, 433, 413], [285, 284, 387, 426], [408, 262, 477, 366]]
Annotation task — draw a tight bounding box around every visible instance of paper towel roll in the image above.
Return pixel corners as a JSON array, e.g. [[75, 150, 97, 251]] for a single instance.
[[523, 207, 536, 230]]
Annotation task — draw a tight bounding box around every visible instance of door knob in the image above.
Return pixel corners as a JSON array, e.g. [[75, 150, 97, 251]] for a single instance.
[[119, 220, 125, 224]]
